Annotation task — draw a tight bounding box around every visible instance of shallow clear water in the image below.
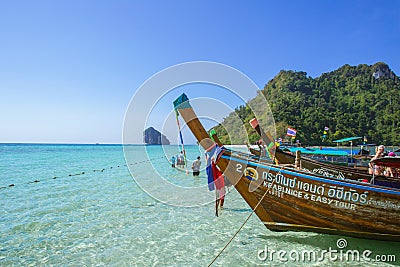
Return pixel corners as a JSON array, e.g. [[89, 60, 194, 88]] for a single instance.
[[1, 144, 399, 266]]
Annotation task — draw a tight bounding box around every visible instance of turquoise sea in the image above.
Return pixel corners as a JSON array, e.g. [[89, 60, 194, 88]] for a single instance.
[[1, 144, 399, 266]]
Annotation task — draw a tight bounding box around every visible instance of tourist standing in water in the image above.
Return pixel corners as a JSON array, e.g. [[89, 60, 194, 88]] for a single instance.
[[192, 156, 201, 176]]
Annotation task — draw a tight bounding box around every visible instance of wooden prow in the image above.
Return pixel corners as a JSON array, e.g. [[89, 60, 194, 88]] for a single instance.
[[173, 94, 215, 151], [174, 93, 273, 222]]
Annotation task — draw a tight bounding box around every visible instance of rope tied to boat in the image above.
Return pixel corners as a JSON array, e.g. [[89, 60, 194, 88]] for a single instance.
[[207, 167, 282, 266]]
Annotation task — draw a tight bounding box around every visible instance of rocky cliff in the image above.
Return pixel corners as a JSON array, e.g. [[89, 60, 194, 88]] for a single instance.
[[143, 127, 170, 145]]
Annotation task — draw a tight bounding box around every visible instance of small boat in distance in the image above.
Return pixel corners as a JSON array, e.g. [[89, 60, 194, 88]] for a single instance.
[[174, 93, 400, 241]]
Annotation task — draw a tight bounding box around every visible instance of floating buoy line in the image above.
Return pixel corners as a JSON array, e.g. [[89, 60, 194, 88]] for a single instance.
[[0, 155, 171, 190]]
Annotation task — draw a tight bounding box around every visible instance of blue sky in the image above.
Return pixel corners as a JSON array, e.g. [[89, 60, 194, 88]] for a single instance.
[[0, 0, 399, 143]]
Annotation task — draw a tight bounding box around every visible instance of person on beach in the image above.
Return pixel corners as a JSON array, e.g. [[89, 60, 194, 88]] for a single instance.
[[257, 140, 266, 157], [177, 151, 184, 167], [171, 155, 176, 168], [385, 152, 398, 178], [369, 145, 385, 175], [192, 156, 201, 176]]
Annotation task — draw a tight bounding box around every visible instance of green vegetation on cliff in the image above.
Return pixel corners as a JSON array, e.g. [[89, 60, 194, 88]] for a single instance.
[[213, 62, 400, 145]]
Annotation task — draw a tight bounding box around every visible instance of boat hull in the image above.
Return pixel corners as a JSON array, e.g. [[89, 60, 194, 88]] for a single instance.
[[218, 152, 400, 241]]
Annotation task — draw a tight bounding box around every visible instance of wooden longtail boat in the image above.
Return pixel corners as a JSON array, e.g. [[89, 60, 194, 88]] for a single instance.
[[248, 119, 400, 189], [371, 157, 400, 169], [174, 93, 400, 241]]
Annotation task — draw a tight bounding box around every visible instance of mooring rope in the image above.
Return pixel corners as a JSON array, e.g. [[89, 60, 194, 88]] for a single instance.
[[207, 167, 281, 266], [0, 154, 172, 190]]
